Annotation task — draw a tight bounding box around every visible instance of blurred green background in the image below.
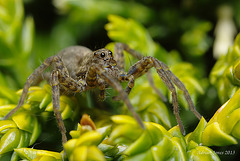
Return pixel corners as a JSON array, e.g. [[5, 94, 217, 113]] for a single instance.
[[0, 0, 240, 160]]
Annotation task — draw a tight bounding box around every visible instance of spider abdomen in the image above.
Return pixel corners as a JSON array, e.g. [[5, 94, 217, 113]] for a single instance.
[[57, 46, 92, 79]]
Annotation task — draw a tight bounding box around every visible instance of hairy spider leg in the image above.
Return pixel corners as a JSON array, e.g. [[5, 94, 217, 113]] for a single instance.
[[48, 56, 87, 146], [97, 78, 106, 100], [146, 71, 167, 102], [92, 65, 145, 129], [152, 59, 185, 135], [3, 56, 60, 120], [153, 57, 202, 132], [150, 58, 202, 120], [122, 56, 202, 134], [115, 43, 144, 60], [51, 70, 67, 144], [113, 43, 141, 97], [114, 43, 167, 101], [114, 43, 125, 71], [118, 74, 135, 95], [126, 56, 185, 134], [163, 67, 202, 120], [4, 56, 86, 147], [86, 66, 106, 100]]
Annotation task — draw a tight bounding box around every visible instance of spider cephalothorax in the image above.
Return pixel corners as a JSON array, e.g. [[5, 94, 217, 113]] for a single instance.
[[4, 43, 202, 151]]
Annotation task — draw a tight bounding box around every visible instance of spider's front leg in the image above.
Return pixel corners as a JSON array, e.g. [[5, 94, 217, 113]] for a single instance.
[[114, 43, 167, 102], [86, 65, 145, 129], [125, 56, 202, 135], [152, 58, 202, 120]]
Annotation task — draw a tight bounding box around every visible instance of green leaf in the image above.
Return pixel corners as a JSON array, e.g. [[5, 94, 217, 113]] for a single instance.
[[14, 148, 62, 161], [171, 137, 187, 161], [168, 126, 187, 150], [202, 122, 237, 146], [231, 120, 240, 139], [64, 139, 77, 156], [61, 104, 72, 120], [186, 117, 207, 144], [111, 115, 139, 126], [75, 131, 102, 146], [69, 146, 106, 161], [16, 130, 30, 149], [125, 149, 153, 161], [0, 128, 21, 154], [210, 33, 240, 103], [109, 124, 142, 144], [33, 155, 59, 161], [39, 94, 51, 110], [21, 16, 34, 56], [29, 116, 41, 145], [124, 123, 164, 156], [69, 146, 87, 161], [147, 101, 172, 128], [0, 120, 17, 134], [187, 145, 220, 161], [124, 130, 152, 156], [105, 14, 156, 59], [0, 104, 16, 119], [12, 112, 35, 133], [86, 146, 106, 161], [0, 86, 19, 104], [217, 88, 240, 134], [151, 136, 174, 160], [180, 20, 212, 57]]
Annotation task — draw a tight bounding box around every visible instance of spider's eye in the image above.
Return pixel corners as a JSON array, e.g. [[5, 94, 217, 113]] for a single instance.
[[94, 52, 97, 56], [101, 52, 105, 58], [108, 51, 112, 56]]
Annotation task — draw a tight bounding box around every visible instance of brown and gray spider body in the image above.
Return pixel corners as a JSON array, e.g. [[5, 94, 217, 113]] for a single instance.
[[4, 43, 202, 147]]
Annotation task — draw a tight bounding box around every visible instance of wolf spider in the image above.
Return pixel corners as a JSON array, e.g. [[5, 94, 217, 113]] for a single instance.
[[4, 43, 201, 146]]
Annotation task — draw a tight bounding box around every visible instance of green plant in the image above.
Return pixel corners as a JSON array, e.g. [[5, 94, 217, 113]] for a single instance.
[[0, 0, 240, 160], [210, 34, 240, 103], [0, 0, 34, 89]]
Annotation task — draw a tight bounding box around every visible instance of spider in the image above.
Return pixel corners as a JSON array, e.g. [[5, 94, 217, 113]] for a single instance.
[[3, 43, 202, 147]]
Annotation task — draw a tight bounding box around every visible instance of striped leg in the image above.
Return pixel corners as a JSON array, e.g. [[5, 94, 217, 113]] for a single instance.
[[97, 78, 106, 100], [4, 56, 60, 120], [152, 57, 202, 134], [86, 66, 108, 100], [122, 56, 202, 134], [114, 43, 125, 71], [51, 70, 67, 144], [112, 74, 135, 101], [152, 60, 185, 135], [4, 56, 85, 120], [114, 43, 143, 61], [3, 55, 87, 152], [94, 65, 145, 129], [114, 43, 166, 101], [162, 65, 202, 120], [147, 71, 167, 102]]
